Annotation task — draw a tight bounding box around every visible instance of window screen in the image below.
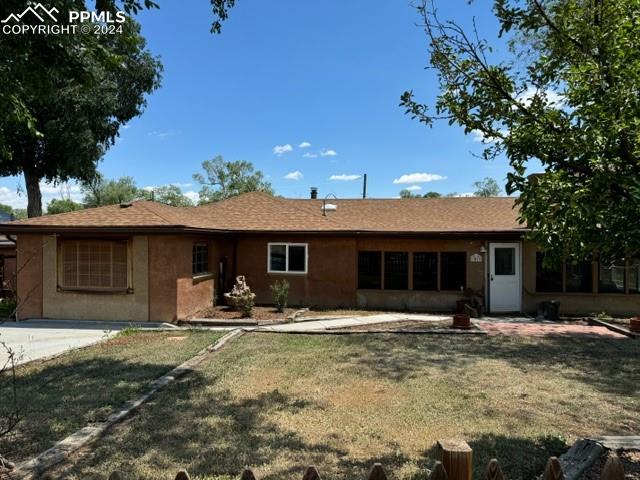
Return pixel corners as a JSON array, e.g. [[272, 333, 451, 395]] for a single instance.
[[440, 252, 466, 291], [598, 261, 625, 294], [358, 251, 381, 289], [566, 260, 592, 293], [192, 243, 209, 275], [413, 252, 438, 290], [535, 252, 563, 293], [384, 252, 408, 290], [494, 247, 515, 275], [61, 240, 128, 290]]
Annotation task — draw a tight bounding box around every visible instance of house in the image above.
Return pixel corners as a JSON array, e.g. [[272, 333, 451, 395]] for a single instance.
[[0, 211, 17, 297], [0, 191, 638, 322]]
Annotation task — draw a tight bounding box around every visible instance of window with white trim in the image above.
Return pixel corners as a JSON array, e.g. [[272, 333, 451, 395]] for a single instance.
[[268, 243, 307, 273]]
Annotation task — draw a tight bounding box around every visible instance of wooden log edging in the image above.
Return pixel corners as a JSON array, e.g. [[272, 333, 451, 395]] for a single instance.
[[586, 317, 637, 338], [11, 329, 245, 480]]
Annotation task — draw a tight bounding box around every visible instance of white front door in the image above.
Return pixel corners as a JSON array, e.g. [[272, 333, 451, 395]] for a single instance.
[[489, 242, 522, 312]]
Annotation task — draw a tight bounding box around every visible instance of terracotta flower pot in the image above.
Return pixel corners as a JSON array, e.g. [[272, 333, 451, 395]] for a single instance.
[[452, 313, 471, 329], [630, 317, 640, 333]]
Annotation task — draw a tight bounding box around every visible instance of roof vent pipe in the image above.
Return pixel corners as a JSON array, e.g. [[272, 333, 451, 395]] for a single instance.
[[310, 187, 318, 199]]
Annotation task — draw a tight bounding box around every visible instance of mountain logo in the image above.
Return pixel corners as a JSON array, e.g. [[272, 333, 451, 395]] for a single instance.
[[1, 4, 59, 23]]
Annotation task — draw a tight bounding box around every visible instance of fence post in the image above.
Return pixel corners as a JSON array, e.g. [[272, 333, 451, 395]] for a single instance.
[[436, 440, 472, 480], [543, 457, 564, 480], [600, 455, 624, 480], [302, 465, 322, 480], [367, 463, 388, 480], [430, 461, 449, 480], [241, 467, 257, 480], [174, 469, 190, 480], [108, 472, 125, 480]]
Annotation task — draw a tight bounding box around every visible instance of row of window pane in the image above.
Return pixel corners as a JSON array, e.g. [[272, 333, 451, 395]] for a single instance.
[[536, 252, 640, 294], [61, 240, 128, 289], [192, 243, 209, 275], [358, 251, 465, 291], [269, 244, 306, 273]]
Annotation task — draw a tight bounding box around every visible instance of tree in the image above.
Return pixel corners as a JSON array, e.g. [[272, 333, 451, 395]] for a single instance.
[[0, 3, 162, 217], [423, 191, 442, 198], [473, 178, 502, 197], [399, 189, 420, 198], [151, 185, 194, 207], [0, 204, 13, 216], [82, 175, 143, 207], [193, 156, 274, 204], [46, 199, 84, 215], [400, 0, 640, 263]]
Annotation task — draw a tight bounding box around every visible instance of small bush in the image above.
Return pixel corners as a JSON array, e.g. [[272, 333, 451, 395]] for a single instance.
[[224, 276, 256, 317], [270, 279, 290, 313]]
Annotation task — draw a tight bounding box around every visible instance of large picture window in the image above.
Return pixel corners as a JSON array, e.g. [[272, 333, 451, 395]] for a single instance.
[[440, 252, 466, 291], [384, 252, 408, 290], [598, 261, 625, 294], [358, 251, 381, 289], [60, 240, 128, 290], [566, 260, 592, 293], [413, 252, 438, 290], [192, 243, 209, 275], [536, 252, 562, 293], [268, 243, 307, 274]]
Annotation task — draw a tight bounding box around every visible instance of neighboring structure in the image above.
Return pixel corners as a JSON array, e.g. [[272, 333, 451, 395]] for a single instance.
[[0, 211, 17, 297], [0, 192, 638, 322]]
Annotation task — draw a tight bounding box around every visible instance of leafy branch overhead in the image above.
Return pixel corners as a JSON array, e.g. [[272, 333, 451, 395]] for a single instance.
[[401, 0, 640, 262]]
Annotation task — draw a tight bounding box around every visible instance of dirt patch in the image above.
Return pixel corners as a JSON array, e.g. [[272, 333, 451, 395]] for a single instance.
[[190, 305, 296, 322], [583, 450, 640, 480], [479, 321, 627, 339], [166, 336, 187, 342]]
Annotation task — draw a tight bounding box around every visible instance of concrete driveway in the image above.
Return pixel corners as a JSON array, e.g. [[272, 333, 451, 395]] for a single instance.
[[0, 319, 175, 366]]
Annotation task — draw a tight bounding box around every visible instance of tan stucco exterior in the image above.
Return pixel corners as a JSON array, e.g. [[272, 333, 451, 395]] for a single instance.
[[42, 235, 149, 321], [16, 234, 44, 319]]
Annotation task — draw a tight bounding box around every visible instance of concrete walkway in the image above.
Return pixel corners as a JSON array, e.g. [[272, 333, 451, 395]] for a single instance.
[[257, 313, 451, 332], [0, 319, 176, 366]]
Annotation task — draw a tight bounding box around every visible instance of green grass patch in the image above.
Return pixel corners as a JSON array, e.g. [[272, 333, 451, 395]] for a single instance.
[[0, 329, 223, 462], [48, 333, 640, 480]]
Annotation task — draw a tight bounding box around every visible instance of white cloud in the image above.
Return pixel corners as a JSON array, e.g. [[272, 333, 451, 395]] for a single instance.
[[298, 141, 311, 148], [516, 87, 564, 109], [183, 191, 200, 203], [320, 149, 337, 157], [273, 144, 293, 156], [302, 152, 318, 158], [329, 174, 361, 181], [284, 170, 303, 181], [0, 181, 84, 210], [405, 185, 422, 191], [147, 130, 174, 139], [471, 128, 509, 143], [393, 173, 447, 184]]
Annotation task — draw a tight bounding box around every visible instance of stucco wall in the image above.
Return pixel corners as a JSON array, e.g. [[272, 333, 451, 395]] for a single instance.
[[42, 235, 149, 321], [175, 236, 216, 320], [522, 241, 640, 316], [16, 234, 44, 319], [234, 235, 488, 310]]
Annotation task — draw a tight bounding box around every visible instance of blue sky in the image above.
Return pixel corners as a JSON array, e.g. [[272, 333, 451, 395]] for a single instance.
[[1, 0, 516, 208]]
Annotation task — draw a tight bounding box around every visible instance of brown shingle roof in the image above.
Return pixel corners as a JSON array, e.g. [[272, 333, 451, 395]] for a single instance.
[[0, 191, 524, 234]]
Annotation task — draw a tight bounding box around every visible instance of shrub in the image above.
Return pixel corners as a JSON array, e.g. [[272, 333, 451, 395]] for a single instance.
[[224, 276, 256, 317], [270, 279, 290, 313]]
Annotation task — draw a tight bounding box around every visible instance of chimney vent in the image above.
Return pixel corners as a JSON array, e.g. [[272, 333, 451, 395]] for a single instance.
[[310, 187, 318, 199]]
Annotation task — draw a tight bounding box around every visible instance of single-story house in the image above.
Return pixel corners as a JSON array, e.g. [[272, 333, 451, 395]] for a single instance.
[[1, 191, 638, 322], [0, 211, 17, 297]]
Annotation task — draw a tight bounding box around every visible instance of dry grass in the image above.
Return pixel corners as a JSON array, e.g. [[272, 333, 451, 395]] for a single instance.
[[0, 329, 224, 463], [51, 333, 639, 480]]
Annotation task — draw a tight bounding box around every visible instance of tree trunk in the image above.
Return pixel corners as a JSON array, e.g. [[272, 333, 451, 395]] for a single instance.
[[23, 169, 42, 217]]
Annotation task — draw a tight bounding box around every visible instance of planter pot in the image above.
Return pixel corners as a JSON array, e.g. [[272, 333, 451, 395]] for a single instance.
[[630, 317, 640, 333], [452, 313, 471, 329]]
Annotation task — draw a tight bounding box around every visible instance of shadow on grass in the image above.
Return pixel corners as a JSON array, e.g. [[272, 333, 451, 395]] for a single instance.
[[0, 357, 189, 462], [342, 334, 639, 396]]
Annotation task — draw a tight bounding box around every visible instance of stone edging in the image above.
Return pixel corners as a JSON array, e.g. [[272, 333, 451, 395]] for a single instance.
[[10, 328, 244, 480], [587, 318, 637, 338]]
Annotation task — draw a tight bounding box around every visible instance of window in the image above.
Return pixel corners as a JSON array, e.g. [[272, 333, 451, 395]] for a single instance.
[[440, 252, 466, 291], [494, 248, 515, 275], [268, 243, 307, 273], [598, 261, 625, 294], [384, 252, 408, 290], [358, 251, 381, 289], [413, 252, 438, 290], [192, 243, 209, 275], [536, 252, 562, 293], [566, 260, 592, 293], [630, 258, 640, 294], [60, 240, 128, 290]]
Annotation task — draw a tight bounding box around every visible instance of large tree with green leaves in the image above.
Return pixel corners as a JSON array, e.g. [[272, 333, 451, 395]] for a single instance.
[[401, 0, 640, 263], [194, 156, 274, 204], [473, 177, 502, 197], [0, 1, 162, 218]]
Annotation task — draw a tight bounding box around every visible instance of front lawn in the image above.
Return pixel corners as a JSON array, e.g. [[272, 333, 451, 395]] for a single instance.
[[51, 333, 639, 480], [0, 329, 223, 463]]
